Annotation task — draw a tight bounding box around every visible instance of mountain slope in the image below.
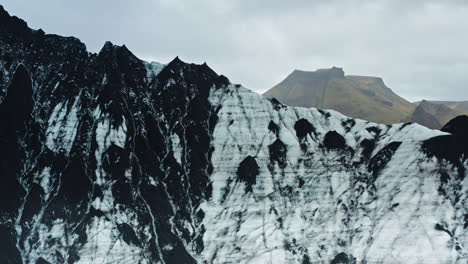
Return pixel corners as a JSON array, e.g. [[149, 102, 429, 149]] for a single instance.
[[414, 100, 468, 115], [411, 100, 463, 129], [264, 68, 415, 125], [414, 101, 468, 114], [263, 68, 345, 109], [410, 103, 442, 129], [1, 6, 467, 264]]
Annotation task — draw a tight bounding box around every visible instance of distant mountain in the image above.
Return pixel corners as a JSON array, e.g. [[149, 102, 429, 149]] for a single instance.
[[413, 100, 468, 114], [410, 102, 443, 129], [264, 67, 415, 125], [264, 67, 466, 129], [411, 100, 463, 129]]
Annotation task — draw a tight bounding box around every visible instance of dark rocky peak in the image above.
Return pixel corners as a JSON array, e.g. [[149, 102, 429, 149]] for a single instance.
[[0, 4, 84, 50], [150, 56, 230, 129], [167, 56, 184, 67], [164, 56, 216, 77], [97, 41, 145, 77], [100, 40, 117, 52], [0, 5, 32, 38], [96, 41, 148, 105], [0, 7, 89, 101], [441, 115, 468, 137], [39, 34, 88, 55], [99, 41, 135, 61], [157, 56, 229, 92]]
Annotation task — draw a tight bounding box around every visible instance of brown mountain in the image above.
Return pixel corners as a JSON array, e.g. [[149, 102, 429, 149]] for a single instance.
[[264, 67, 415, 124], [264, 67, 466, 129]]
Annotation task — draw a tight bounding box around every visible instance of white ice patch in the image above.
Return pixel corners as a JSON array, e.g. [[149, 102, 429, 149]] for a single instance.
[[165, 78, 176, 88], [76, 217, 147, 264], [144, 61, 165, 83], [91, 112, 128, 223], [45, 96, 80, 153], [49, 219, 65, 239], [91, 187, 114, 213], [95, 116, 127, 153], [37, 167, 52, 199], [171, 132, 183, 165], [52, 81, 60, 92], [94, 113, 127, 185], [200, 84, 458, 264]]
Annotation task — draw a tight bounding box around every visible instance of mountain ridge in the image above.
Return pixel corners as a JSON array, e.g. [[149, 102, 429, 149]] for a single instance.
[[264, 67, 415, 125], [414, 100, 468, 115], [0, 5, 467, 264]]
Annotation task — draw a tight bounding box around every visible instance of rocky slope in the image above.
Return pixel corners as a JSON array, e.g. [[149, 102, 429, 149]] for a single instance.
[[411, 100, 463, 129], [1, 6, 467, 264]]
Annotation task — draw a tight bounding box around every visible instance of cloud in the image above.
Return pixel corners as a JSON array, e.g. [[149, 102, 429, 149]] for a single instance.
[[2, 0, 468, 101]]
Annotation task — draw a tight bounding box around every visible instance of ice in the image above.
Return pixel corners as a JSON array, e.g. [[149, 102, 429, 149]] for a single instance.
[[45, 96, 80, 153], [144, 61, 165, 83], [200, 84, 463, 263]]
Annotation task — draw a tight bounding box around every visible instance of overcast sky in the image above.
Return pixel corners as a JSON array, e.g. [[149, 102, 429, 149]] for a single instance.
[[2, 0, 468, 101]]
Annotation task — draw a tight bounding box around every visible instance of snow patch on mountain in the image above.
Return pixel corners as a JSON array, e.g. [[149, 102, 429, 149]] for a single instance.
[[45, 96, 81, 153], [144, 61, 165, 83]]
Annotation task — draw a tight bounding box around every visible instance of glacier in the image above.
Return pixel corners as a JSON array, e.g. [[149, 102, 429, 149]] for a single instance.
[[0, 5, 467, 264]]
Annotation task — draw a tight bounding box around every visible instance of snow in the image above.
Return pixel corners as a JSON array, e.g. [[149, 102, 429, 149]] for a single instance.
[[201, 84, 465, 263], [45, 95, 80, 153], [171, 132, 183, 165], [76, 217, 147, 264], [5, 51, 466, 263], [37, 167, 52, 199], [144, 61, 165, 83]]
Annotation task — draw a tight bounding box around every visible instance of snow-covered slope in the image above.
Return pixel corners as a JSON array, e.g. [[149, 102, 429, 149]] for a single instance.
[[0, 5, 467, 264], [205, 85, 467, 264]]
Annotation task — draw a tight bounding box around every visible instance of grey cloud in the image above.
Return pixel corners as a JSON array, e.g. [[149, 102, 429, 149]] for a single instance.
[[2, 0, 468, 101]]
